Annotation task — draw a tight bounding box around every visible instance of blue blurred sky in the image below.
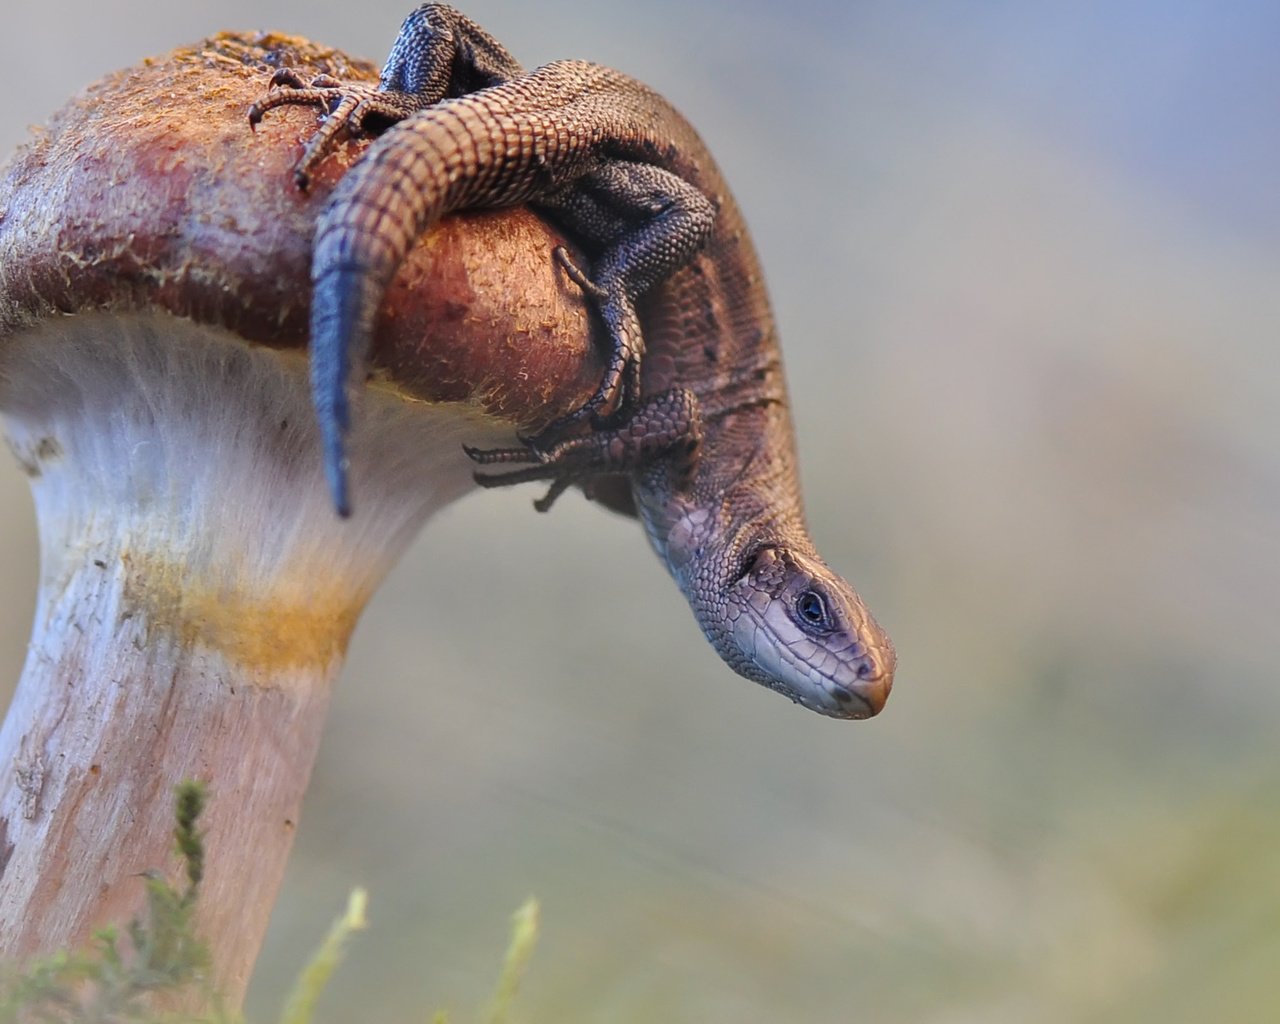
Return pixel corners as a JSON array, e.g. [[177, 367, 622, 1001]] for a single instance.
[[741, 0, 1280, 242], [4, 0, 1274, 246]]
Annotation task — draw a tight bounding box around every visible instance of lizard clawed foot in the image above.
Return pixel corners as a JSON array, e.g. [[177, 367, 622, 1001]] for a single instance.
[[541, 247, 646, 441], [464, 387, 703, 512], [464, 440, 576, 512], [553, 246, 608, 302], [246, 68, 359, 127], [248, 71, 421, 188]]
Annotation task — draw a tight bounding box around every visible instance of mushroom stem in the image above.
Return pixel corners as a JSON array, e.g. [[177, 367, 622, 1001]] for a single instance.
[[0, 314, 516, 997]]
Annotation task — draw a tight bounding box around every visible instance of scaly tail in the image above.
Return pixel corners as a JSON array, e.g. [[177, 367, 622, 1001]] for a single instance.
[[309, 262, 382, 517], [304, 61, 662, 513]]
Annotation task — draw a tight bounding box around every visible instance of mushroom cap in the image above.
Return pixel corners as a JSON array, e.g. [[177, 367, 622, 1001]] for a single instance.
[[0, 30, 599, 431], [0, 31, 616, 678]]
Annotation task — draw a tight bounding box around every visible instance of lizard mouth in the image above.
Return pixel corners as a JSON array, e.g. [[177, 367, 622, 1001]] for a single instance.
[[791, 673, 888, 720], [734, 602, 892, 719], [827, 670, 891, 719]]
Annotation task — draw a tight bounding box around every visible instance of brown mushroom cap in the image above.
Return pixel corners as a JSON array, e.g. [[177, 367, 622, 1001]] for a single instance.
[[0, 30, 599, 431]]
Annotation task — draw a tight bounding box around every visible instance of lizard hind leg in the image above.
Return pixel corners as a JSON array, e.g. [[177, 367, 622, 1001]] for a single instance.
[[249, 75, 427, 188], [383, 4, 524, 97], [249, 5, 526, 188]]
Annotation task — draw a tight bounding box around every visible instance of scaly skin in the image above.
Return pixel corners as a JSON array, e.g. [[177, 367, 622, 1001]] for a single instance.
[[250, 4, 895, 717]]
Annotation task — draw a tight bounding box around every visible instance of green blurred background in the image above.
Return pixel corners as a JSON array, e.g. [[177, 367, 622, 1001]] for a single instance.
[[2, 2, 1277, 1020]]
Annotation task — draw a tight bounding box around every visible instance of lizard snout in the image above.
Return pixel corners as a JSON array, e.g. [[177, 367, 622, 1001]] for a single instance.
[[831, 651, 894, 718]]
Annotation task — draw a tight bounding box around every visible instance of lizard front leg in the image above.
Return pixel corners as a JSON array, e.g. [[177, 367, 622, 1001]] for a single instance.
[[536, 160, 715, 436], [467, 387, 703, 512]]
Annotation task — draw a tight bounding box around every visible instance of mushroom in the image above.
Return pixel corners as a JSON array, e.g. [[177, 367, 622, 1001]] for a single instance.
[[0, 32, 597, 1001]]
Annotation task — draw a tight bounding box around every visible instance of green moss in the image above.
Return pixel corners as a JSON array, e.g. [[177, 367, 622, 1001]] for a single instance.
[[0, 782, 540, 1024]]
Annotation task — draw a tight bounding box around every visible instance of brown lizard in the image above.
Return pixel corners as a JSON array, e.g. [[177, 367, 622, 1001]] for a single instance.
[[249, 4, 896, 718]]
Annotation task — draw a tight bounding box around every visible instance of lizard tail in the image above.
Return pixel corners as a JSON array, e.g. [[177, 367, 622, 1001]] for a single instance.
[[306, 65, 632, 515], [307, 101, 495, 517], [309, 262, 374, 517], [309, 121, 439, 516]]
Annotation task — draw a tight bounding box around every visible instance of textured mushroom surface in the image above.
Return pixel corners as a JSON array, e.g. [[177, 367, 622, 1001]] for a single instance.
[[0, 31, 598, 1006], [0, 30, 599, 429]]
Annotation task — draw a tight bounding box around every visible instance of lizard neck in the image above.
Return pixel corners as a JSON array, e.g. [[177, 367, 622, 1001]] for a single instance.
[[633, 451, 817, 684], [634, 402, 812, 601], [630, 402, 894, 719]]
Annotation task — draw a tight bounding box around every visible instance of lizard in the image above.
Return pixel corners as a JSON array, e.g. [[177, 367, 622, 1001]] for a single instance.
[[249, 4, 896, 719]]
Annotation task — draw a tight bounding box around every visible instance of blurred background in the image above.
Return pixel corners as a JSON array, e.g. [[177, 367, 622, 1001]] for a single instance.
[[2, 1, 1278, 1021]]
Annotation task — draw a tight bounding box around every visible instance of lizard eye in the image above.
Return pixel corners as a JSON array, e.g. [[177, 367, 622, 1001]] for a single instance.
[[795, 590, 828, 628]]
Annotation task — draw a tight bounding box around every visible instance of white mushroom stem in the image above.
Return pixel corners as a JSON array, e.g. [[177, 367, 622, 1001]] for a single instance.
[[0, 312, 513, 996]]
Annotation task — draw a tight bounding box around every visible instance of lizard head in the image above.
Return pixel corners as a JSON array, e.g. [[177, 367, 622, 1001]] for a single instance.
[[717, 545, 895, 719]]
